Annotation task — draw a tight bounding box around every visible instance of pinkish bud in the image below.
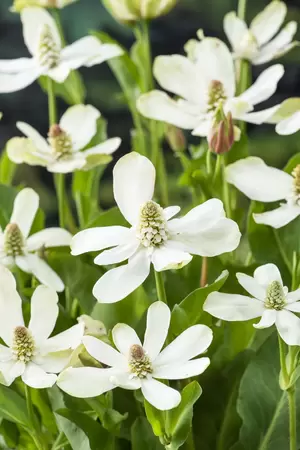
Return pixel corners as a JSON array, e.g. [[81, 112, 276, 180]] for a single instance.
[[208, 112, 234, 154], [165, 125, 186, 152]]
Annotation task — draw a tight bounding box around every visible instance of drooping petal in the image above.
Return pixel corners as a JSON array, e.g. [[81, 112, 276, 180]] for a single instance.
[[113, 152, 155, 226], [137, 91, 199, 130], [153, 357, 210, 380], [25, 254, 64, 292], [143, 302, 170, 361], [253, 309, 277, 329], [57, 367, 116, 398], [59, 104, 100, 151], [6, 137, 51, 167], [21, 363, 57, 388], [28, 285, 58, 343], [236, 273, 265, 300], [94, 240, 140, 266], [17, 122, 50, 154], [141, 378, 181, 411], [71, 226, 131, 255], [253, 204, 300, 229], [10, 188, 39, 238], [253, 264, 283, 288], [83, 335, 126, 368], [112, 324, 142, 357], [93, 249, 151, 303], [225, 157, 293, 202], [42, 323, 84, 354], [203, 292, 265, 321], [155, 324, 213, 367], [83, 137, 121, 157], [276, 111, 300, 135], [276, 310, 300, 346], [0, 69, 41, 93], [250, 1, 287, 46], [223, 12, 248, 52], [151, 244, 192, 271]]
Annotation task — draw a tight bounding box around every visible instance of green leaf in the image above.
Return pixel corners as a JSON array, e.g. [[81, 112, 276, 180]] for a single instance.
[[144, 401, 165, 438], [0, 420, 19, 448], [0, 184, 18, 228], [131, 417, 164, 450], [283, 152, 300, 174], [166, 381, 202, 450], [0, 150, 16, 185], [0, 385, 33, 428], [87, 206, 128, 228], [39, 70, 86, 105]]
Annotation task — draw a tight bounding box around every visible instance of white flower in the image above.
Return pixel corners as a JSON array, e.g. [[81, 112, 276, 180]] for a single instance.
[[0, 7, 123, 93], [0, 187, 72, 291], [0, 266, 84, 388], [275, 109, 300, 136], [103, 0, 176, 21], [225, 157, 300, 229], [71, 152, 241, 303], [204, 263, 300, 346], [12, 0, 78, 12], [224, 1, 298, 65], [57, 301, 212, 410], [7, 105, 121, 173], [137, 36, 284, 139]]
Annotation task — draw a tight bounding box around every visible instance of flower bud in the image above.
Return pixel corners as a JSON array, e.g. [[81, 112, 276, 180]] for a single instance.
[[77, 315, 107, 338], [165, 125, 186, 152], [208, 112, 234, 154], [11, 0, 77, 12], [103, 0, 176, 22]]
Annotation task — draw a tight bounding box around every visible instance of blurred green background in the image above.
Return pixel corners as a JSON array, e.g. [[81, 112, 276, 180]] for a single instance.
[[0, 0, 300, 218]]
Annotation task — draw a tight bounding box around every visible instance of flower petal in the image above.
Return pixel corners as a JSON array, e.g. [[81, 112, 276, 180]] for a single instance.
[[143, 302, 170, 361], [286, 289, 300, 303], [0, 360, 25, 385], [224, 12, 248, 53], [276, 309, 300, 345], [0, 69, 40, 93], [164, 206, 180, 220], [226, 157, 293, 202], [237, 104, 281, 125], [253, 309, 277, 329], [113, 152, 155, 226], [250, 1, 287, 46], [153, 357, 210, 380], [110, 372, 141, 390], [6, 137, 51, 167], [94, 239, 140, 266], [151, 244, 192, 271], [33, 350, 71, 373], [112, 324, 142, 357], [254, 204, 300, 229], [83, 335, 126, 368], [25, 254, 64, 292], [83, 137, 121, 157], [47, 156, 86, 173], [253, 264, 283, 288], [236, 273, 265, 300], [71, 226, 131, 256], [27, 228, 72, 252], [203, 292, 265, 321], [17, 122, 50, 154], [285, 302, 300, 313], [60, 105, 100, 151], [93, 249, 151, 303], [29, 285, 58, 343], [137, 91, 199, 129], [276, 111, 300, 135], [155, 324, 213, 367], [42, 323, 84, 353], [10, 188, 39, 238], [57, 367, 116, 398], [21, 363, 57, 388], [0, 58, 36, 73], [141, 378, 181, 410]]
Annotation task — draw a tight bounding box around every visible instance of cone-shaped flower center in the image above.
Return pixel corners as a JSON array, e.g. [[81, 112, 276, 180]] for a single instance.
[[4, 223, 25, 257], [137, 200, 168, 248], [38, 24, 60, 69], [292, 165, 300, 203], [208, 80, 227, 112], [12, 326, 35, 362], [48, 124, 72, 157], [265, 281, 286, 310], [129, 344, 152, 378]]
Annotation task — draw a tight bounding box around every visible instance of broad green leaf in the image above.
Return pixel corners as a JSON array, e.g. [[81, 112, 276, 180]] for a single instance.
[[166, 381, 202, 450], [54, 411, 91, 450], [0, 420, 18, 449], [87, 397, 128, 435], [31, 389, 57, 435], [144, 401, 165, 438], [0, 385, 33, 428], [131, 417, 164, 450]]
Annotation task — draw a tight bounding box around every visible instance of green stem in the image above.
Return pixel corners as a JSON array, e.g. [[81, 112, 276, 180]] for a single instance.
[[154, 271, 167, 304], [288, 388, 297, 450], [237, 0, 247, 20], [47, 77, 57, 126], [54, 173, 66, 228], [213, 155, 222, 182], [278, 334, 289, 387], [273, 230, 293, 274], [184, 431, 195, 450], [25, 385, 45, 450], [292, 251, 298, 291], [51, 431, 65, 450], [206, 149, 212, 176], [222, 157, 231, 218], [178, 152, 198, 206]]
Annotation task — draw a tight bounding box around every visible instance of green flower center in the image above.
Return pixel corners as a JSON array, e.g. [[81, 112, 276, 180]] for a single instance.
[[137, 200, 168, 248], [129, 344, 152, 379], [4, 223, 25, 257], [207, 80, 227, 113], [48, 124, 73, 158], [265, 281, 286, 311], [12, 326, 36, 363], [38, 24, 60, 69]]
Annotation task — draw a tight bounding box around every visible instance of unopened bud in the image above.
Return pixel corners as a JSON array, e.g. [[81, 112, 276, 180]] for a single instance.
[[77, 315, 107, 338], [103, 0, 176, 22], [208, 112, 234, 154], [11, 0, 77, 11], [165, 125, 186, 152]]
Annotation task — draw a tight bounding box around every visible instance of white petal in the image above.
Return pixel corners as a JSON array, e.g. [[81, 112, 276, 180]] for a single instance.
[[254, 264, 283, 288], [33, 350, 71, 373], [143, 302, 170, 361], [285, 302, 300, 313], [47, 156, 85, 173], [93, 249, 151, 303], [203, 292, 265, 321], [137, 91, 199, 129], [0, 267, 24, 346], [113, 152, 155, 226], [226, 157, 293, 202], [151, 244, 192, 271], [0, 58, 35, 72], [276, 111, 300, 135], [29, 286, 58, 342], [15, 255, 31, 273], [10, 188, 39, 238], [0, 69, 40, 93], [155, 324, 213, 367], [60, 105, 100, 151], [0, 345, 13, 362], [253, 309, 277, 329], [27, 228, 72, 252], [60, 36, 109, 70], [0, 360, 25, 385], [17, 122, 50, 154], [236, 273, 265, 300], [57, 367, 116, 398], [250, 1, 287, 46], [21, 7, 61, 56], [109, 372, 141, 390], [153, 357, 210, 380], [42, 323, 84, 353], [21, 363, 57, 388], [141, 378, 181, 410], [83, 335, 126, 368], [238, 65, 284, 106], [286, 289, 300, 303], [94, 240, 140, 266], [83, 137, 121, 156], [276, 310, 300, 346], [164, 206, 181, 220], [224, 12, 248, 52], [7, 137, 51, 167], [71, 226, 131, 256], [254, 204, 300, 229], [112, 324, 141, 357], [25, 254, 64, 292], [48, 65, 70, 83], [237, 104, 281, 125], [192, 118, 213, 137]]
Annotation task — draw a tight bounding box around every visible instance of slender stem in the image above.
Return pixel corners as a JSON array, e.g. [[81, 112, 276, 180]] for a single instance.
[[213, 155, 222, 182], [25, 385, 46, 450], [222, 157, 232, 218], [154, 271, 167, 304], [292, 251, 298, 291], [237, 0, 247, 20], [206, 149, 212, 176], [47, 77, 57, 126], [51, 431, 65, 450], [273, 230, 293, 274], [288, 388, 297, 450], [200, 257, 208, 287], [54, 173, 66, 228], [278, 334, 289, 387], [184, 431, 196, 450]]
